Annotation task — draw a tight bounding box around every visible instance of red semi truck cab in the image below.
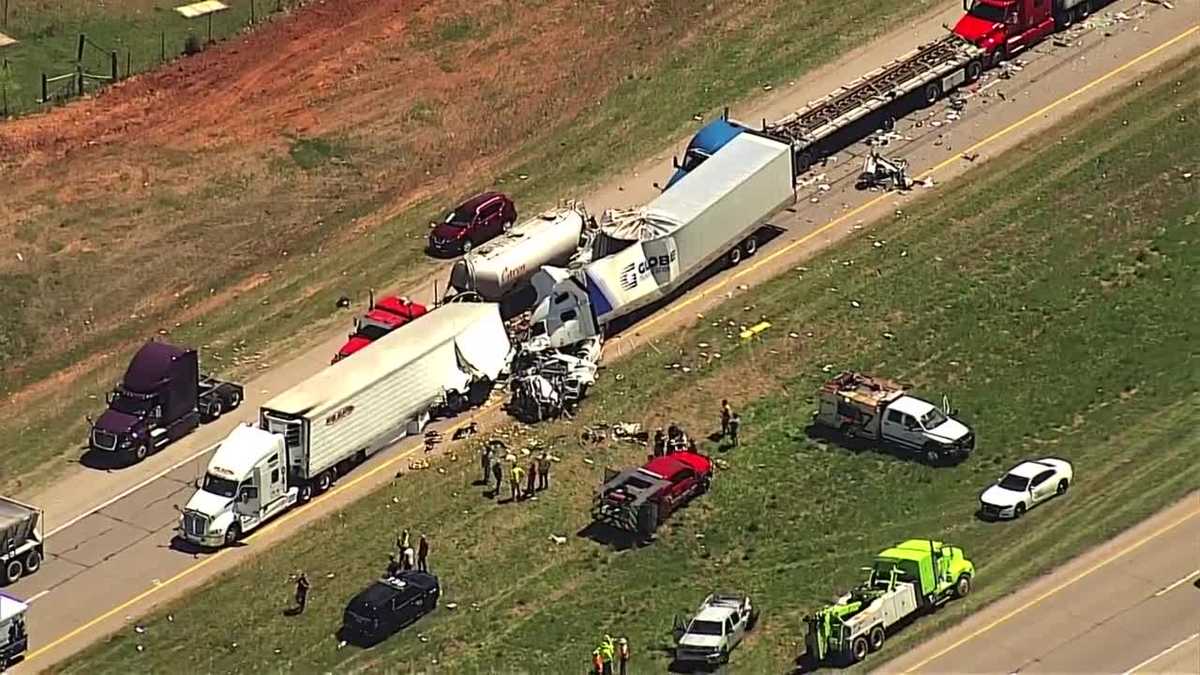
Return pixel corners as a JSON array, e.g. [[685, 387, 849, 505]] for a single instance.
[[332, 297, 428, 364], [953, 0, 1059, 65]]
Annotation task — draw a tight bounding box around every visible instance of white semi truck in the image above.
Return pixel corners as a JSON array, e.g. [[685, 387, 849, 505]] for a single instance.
[[445, 204, 592, 304], [525, 132, 797, 350], [179, 303, 511, 548]]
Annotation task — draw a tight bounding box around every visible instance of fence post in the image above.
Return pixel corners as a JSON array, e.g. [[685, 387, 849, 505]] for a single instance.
[[161, 32, 165, 63], [41, 72, 47, 103], [75, 65, 83, 97], [126, 48, 131, 78], [76, 34, 86, 62], [110, 50, 118, 81], [250, 0, 256, 24]]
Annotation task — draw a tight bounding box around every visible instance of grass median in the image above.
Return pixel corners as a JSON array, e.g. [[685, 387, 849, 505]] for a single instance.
[[58, 48, 1200, 674]]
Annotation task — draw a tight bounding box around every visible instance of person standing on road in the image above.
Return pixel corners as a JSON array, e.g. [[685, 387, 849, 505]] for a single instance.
[[720, 399, 732, 438], [417, 535, 430, 572], [537, 452, 552, 490], [491, 458, 504, 496], [729, 412, 741, 448], [294, 572, 311, 614], [510, 463, 525, 501]]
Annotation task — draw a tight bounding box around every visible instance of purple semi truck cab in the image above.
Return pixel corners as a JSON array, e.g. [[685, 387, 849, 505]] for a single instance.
[[88, 341, 243, 464]]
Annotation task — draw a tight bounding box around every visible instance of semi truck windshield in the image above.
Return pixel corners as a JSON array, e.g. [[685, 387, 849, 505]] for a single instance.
[[202, 474, 239, 498], [968, 1, 1009, 22]]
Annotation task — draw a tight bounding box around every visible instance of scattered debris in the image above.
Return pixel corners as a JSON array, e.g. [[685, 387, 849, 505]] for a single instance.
[[857, 150, 912, 191], [549, 534, 568, 545]]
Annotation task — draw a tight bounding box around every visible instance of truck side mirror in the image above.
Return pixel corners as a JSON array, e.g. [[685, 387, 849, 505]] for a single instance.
[[672, 156, 680, 169], [86, 415, 94, 427]]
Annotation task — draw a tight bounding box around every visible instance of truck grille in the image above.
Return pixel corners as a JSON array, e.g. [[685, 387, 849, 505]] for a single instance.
[[182, 511, 208, 538], [92, 430, 118, 451]]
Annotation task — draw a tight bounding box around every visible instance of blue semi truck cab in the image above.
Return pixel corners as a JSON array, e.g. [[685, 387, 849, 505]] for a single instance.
[[664, 116, 748, 189]]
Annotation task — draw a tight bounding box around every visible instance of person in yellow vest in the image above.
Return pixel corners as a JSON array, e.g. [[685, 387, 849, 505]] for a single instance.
[[509, 463, 525, 502], [600, 635, 615, 673], [617, 636, 630, 675]]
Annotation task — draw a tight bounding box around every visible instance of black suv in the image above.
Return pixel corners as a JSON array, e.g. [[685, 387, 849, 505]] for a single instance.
[[342, 571, 440, 643]]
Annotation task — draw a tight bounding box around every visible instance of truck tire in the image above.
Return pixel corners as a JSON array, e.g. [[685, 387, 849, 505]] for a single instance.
[[869, 625, 886, 652], [134, 442, 149, 462], [923, 81, 942, 107], [718, 647, 730, 664], [461, 239, 473, 255], [224, 523, 242, 547], [206, 398, 224, 421], [502, 219, 514, 233], [923, 444, 941, 465], [954, 574, 972, 599], [965, 60, 983, 84], [3, 559, 23, 585], [24, 549, 41, 575], [851, 636, 870, 663], [298, 482, 314, 504], [796, 150, 817, 174], [226, 390, 242, 410], [743, 234, 758, 257], [728, 245, 743, 267], [881, 115, 897, 131], [316, 470, 334, 493]]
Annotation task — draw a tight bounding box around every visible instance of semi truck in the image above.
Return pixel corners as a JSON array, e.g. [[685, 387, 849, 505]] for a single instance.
[[527, 131, 796, 350], [953, 0, 1114, 66], [665, 34, 986, 188], [804, 540, 974, 665], [445, 204, 592, 307], [332, 293, 429, 364], [592, 451, 713, 537], [0, 592, 28, 671], [87, 341, 243, 463], [0, 498, 42, 585], [179, 303, 511, 548], [814, 371, 975, 463]]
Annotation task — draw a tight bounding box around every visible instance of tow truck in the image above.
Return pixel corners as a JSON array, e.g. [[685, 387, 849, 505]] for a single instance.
[[673, 592, 759, 666], [804, 539, 974, 665], [591, 451, 713, 537]]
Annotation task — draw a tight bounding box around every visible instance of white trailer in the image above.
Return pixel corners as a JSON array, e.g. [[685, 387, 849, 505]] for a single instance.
[[527, 132, 796, 349], [179, 303, 511, 547], [0, 592, 29, 670], [446, 205, 590, 303], [0, 497, 43, 585]]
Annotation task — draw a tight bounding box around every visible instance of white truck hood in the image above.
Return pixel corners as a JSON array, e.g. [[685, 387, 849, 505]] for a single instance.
[[185, 489, 233, 518], [980, 484, 1025, 508], [679, 633, 724, 650], [926, 417, 970, 443]]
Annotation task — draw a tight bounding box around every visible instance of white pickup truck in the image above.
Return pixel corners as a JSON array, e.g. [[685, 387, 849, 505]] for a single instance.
[[673, 592, 759, 666]]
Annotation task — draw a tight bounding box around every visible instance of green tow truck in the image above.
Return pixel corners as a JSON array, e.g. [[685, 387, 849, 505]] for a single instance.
[[804, 539, 975, 665]]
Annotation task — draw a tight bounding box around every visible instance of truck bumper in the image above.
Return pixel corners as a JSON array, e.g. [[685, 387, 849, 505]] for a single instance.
[[180, 531, 226, 548]]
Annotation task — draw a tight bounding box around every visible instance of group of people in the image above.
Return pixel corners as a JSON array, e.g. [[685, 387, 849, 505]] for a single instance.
[[591, 634, 631, 675], [719, 399, 742, 447], [651, 423, 696, 457], [480, 443, 552, 502], [389, 529, 431, 575]]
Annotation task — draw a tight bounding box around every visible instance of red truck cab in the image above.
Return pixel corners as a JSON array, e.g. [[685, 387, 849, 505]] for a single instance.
[[953, 0, 1057, 65], [593, 451, 714, 536], [332, 297, 428, 364]]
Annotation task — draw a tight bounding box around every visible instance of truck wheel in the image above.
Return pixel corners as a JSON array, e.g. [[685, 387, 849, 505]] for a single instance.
[[461, 239, 473, 255], [923, 445, 941, 465], [226, 390, 242, 410], [954, 574, 972, 599], [881, 115, 896, 131], [207, 398, 224, 421], [742, 235, 758, 257], [990, 46, 1009, 69], [869, 625, 886, 652], [24, 549, 41, 574], [298, 483, 314, 504], [316, 470, 334, 493], [966, 60, 983, 83], [796, 150, 816, 174], [3, 559, 23, 584], [850, 636, 870, 663], [728, 245, 743, 267], [502, 219, 514, 233], [224, 523, 242, 547], [134, 442, 149, 462], [923, 82, 942, 106], [718, 647, 730, 664]]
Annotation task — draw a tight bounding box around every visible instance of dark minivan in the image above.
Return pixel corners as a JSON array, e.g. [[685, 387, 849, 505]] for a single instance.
[[427, 192, 517, 256], [342, 571, 441, 643]]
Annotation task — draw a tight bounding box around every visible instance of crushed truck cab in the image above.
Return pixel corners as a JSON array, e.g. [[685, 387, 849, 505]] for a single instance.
[[805, 540, 974, 665], [815, 371, 975, 463]]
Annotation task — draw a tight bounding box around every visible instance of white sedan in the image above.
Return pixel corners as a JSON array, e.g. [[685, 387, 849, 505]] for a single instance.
[[979, 458, 1074, 519]]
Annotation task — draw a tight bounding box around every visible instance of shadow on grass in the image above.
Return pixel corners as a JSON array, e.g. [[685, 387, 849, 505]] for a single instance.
[[801, 424, 966, 468], [576, 521, 645, 551]]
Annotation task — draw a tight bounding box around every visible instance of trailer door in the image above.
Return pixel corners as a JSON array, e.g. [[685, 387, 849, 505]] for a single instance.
[[262, 412, 307, 477]]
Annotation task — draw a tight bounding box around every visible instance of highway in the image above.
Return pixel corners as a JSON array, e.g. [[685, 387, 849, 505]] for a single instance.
[[8, 1, 1197, 670], [881, 494, 1200, 674]]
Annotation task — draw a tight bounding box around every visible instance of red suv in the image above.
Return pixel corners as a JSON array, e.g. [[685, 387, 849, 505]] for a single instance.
[[427, 192, 517, 256]]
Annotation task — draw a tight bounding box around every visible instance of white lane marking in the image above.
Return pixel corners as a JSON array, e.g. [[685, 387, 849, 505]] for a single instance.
[[25, 589, 50, 603], [46, 441, 222, 538], [1153, 569, 1200, 597], [1120, 633, 1200, 675]]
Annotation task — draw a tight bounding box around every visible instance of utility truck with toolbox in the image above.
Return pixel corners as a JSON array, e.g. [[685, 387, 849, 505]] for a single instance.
[[665, 35, 985, 187], [332, 293, 428, 364], [592, 451, 713, 538], [672, 592, 759, 666], [804, 540, 975, 665], [88, 341, 243, 463], [814, 371, 975, 463], [179, 303, 511, 548], [0, 498, 43, 585], [527, 132, 796, 351]]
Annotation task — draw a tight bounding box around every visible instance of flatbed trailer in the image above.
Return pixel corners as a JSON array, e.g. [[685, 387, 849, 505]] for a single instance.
[[667, 34, 986, 185]]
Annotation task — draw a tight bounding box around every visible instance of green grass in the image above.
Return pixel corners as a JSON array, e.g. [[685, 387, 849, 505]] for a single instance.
[[0, 0, 941, 493], [0, 0, 303, 116], [60, 51, 1200, 675]]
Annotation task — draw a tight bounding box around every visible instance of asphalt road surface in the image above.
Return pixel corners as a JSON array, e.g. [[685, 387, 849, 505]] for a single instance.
[[8, 1, 1198, 670], [881, 494, 1200, 674]]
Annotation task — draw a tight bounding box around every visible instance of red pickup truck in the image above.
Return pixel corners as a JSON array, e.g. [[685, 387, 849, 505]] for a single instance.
[[592, 452, 714, 536]]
